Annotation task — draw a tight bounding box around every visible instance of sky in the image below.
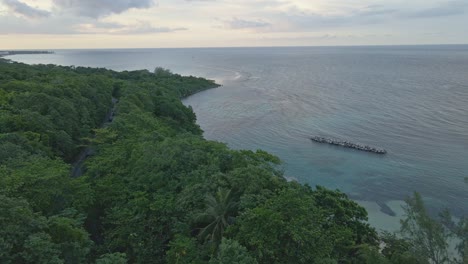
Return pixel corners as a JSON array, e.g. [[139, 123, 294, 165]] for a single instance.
[[0, 0, 467, 49]]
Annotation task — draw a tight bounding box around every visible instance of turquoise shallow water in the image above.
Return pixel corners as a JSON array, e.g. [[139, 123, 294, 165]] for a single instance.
[[10, 46, 468, 231]]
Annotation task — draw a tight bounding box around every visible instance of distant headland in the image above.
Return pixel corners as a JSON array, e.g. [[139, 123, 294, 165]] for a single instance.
[[0, 50, 54, 57]]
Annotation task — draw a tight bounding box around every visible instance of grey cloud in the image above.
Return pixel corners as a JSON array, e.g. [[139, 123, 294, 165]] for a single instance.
[[108, 22, 187, 34], [91, 21, 124, 29], [75, 20, 187, 34], [403, 0, 468, 18], [2, 0, 50, 19], [122, 26, 187, 34], [0, 15, 80, 34], [277, 11, 355, 31], [256, 33, 398, 46], [53, 0, 155, 18], [290, 4, 396, 25], [272, 1, 468, 33], [0, 14, 186, 35], [224, 17, 271, 29], [357, 6, 397, 17]]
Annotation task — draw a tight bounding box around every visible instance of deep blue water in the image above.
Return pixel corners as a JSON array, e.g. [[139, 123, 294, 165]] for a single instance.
[[10, 45, 468, 231]]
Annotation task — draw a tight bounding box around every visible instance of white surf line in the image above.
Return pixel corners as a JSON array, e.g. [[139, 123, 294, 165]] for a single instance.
[[194, 64, 246, 82]]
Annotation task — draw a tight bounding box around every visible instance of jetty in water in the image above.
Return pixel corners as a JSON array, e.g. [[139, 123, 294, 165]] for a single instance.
[[310, 136, 387, 154]]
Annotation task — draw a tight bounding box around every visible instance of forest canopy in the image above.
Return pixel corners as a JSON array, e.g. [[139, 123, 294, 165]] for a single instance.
[[0, 59, 465, 264]]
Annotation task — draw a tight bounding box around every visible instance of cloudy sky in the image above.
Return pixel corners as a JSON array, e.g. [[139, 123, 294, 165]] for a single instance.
[[1, 0, 467, 49]]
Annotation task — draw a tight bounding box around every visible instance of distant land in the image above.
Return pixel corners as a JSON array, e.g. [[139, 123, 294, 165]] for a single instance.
[[0, 50, 54, 57]]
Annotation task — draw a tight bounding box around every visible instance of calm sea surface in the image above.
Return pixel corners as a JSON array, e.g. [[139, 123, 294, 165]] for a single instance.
[[10, 46, 468, 231]]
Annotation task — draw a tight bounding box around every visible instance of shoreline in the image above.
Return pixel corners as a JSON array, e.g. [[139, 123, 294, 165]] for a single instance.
[[8, 53, 448, 235], [0, 50, 54, 58], [4, 55, 220, 177]]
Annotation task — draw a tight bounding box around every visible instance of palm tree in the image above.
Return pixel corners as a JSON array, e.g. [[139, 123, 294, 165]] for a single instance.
[[197, 188, 238, 246]]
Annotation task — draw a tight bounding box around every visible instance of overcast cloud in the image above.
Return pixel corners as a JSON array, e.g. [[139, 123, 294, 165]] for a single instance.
[[0, 0, 467, 48], [3, 0, 50, 18], [52, 0, 155, 18], [222, 17, 271, 30]]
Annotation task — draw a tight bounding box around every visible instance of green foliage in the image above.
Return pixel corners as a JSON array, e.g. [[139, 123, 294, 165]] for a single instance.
[[400, 192, 452, 264], [47, 213, 93, 264], [379, 232, 428, 264], [209, 238, 257, 264], [95, 253, 127, 264], [455, 218, 468, 263], [20, 233, 64, 264], [197, 189, 238, 247], [154, 67, 173, 77], [354, 245, 391, 264], [166, 235, 202, 264], [311, 186, 378, 261], [231, 186, 337, 264], [353, 193, 468, 264], [101, 192, 181, 263], [0, 156, 92, 215], [0, 195, 50, 264], [6, 60, 458, 264], [0, 61, 113, 160], [0, 195, 91, 264]]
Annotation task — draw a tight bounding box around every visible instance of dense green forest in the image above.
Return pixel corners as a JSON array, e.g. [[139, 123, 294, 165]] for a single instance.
[[0, 59, 466, 263]]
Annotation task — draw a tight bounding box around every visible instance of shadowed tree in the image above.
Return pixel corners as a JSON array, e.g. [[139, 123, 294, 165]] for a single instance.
[[197, 188, 238, 247], [400, 192, 451, 264], [209, 238, 257, 264]]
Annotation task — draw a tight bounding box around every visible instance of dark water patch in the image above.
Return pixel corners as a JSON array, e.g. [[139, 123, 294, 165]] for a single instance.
[[318, 167, 345, 177], [376, 201, 397, 216], [307, 155, 348, 167]]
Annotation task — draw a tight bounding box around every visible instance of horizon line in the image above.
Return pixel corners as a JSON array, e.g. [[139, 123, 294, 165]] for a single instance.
[[1, 43, 468, 51]]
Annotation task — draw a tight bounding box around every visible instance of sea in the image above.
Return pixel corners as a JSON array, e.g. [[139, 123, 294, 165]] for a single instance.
[[9, 45, 468, 232]]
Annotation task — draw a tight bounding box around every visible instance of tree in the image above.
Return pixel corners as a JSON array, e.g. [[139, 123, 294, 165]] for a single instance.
[[209, 238, 257, 264], [312, 186, 378, 261], [0, 195, 49, 263], [0, 60, 222, 263], [455, 218, 468, 263], [379, 232, 428, 264], [231, 187, 334, 264], [0, 195, 90, 264], [400, 192, 452, 264], [166, 235, 201, 264], [47, 213, 93, 264], [197, 189, 238, 247], [154, 67, 173, 77], [95, 253, 127, 264], [20, 233, 63, 264], [0, 156, 91, 215]]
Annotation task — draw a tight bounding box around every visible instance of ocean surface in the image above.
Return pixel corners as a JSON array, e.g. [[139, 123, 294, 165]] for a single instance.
[[9, 45, 468, 231]]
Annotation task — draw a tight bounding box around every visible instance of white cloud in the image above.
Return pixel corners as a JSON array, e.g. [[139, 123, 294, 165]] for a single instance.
[[222, 17, 271, 30]]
